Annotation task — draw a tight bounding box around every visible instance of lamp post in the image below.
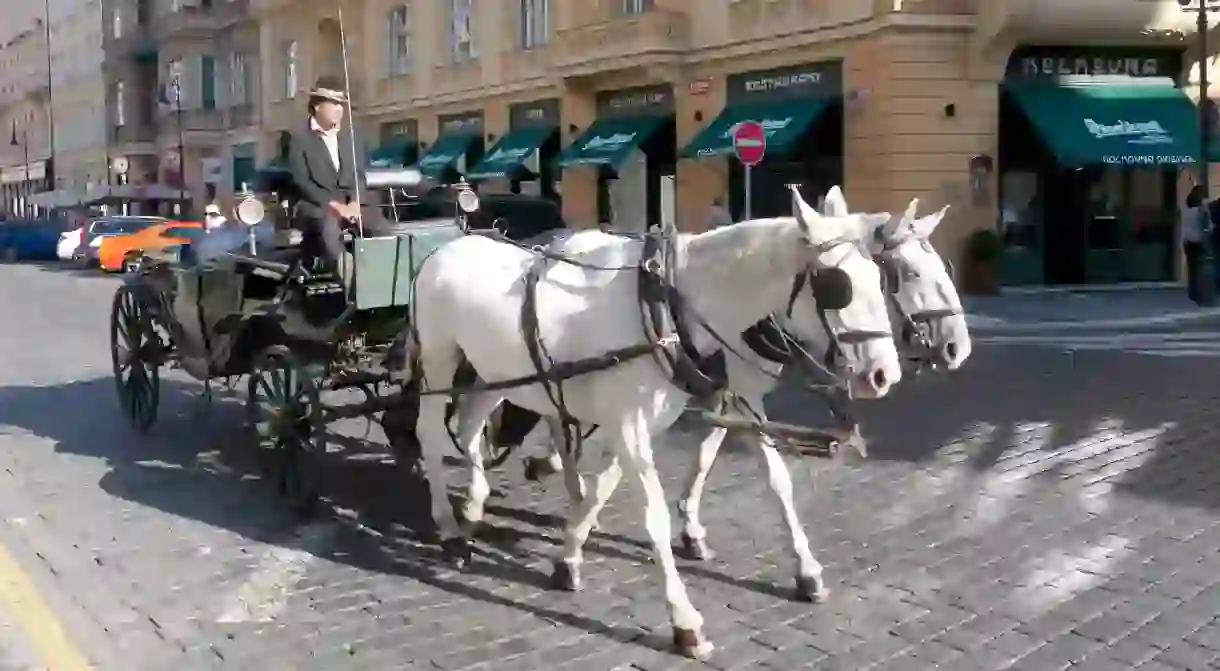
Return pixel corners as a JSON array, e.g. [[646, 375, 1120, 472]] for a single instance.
[[10, 124, 29, 218], [1180, 0, 1218, 305]]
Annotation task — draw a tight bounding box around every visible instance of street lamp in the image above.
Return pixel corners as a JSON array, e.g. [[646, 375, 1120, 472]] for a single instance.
[[1179, 0, 1218, 306], [10, 123, 29, 218]]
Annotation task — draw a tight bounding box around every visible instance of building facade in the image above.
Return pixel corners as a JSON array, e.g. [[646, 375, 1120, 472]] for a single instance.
[[255, 0, 1211, 286], [48, 0, 109, 192], [104, 0, 262, 214], [0, 7, 54, 217]]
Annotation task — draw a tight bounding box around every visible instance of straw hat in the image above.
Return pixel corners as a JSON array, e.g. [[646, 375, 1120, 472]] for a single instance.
[[308, 76, 348, 104]]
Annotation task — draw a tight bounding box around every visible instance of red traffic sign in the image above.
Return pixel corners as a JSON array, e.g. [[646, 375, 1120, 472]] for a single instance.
[[732, 121, 766, 166]]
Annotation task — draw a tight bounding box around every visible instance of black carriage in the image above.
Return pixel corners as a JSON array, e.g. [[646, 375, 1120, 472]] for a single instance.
[[108, 169, 562, 516]]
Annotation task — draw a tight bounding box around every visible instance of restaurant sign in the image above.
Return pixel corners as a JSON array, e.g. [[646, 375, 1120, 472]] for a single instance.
[[438, 112, 483, 135], [727, 61, 843, 103], [509, 99, 560, 128], [1005, 47, 1183, 80], [596, 85, 674, 117]]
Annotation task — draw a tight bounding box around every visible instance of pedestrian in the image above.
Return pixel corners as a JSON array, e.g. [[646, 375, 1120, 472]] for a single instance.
[[707, 197, 733, 230], [1183, 185, 1204, 302]]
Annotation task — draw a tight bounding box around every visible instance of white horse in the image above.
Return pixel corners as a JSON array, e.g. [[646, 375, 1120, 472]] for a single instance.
[[672, 188, 970, 561], [502, 188, 971, 581], [403, 187, 898, 657]]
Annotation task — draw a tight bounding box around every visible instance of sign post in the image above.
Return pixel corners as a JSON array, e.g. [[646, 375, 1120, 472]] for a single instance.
[[732, 121, 766, 219]]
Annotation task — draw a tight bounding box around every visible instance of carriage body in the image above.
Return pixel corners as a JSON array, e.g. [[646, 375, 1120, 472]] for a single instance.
[[110, 170, 562, 515]]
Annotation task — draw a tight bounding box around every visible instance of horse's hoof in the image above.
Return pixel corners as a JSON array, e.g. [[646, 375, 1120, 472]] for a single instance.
[[440, 537, 472, 569], [672, 627, 714, 660], [550, 561, 581, 592], [795, 574, 830, 603], [678, 532, 715, 561], [523, 456, 558, 482]]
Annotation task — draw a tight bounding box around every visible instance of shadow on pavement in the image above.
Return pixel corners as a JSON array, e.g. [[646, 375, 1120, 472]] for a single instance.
[[767, 345, 1220, 510]]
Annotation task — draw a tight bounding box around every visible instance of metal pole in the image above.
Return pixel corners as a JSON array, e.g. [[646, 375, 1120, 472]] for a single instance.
[[43, 0, 55, 185], [22, 138, 29, 217], [744, 164, 752, 220], [175, 81, 185, 210], [1198, 5, 1217, 306]]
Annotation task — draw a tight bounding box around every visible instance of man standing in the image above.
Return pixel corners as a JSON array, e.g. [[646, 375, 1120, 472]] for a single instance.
[[286, 76, 389, 269]]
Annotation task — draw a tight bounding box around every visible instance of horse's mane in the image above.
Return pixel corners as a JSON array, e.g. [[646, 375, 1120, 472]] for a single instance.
[[680, 217, 803, 278]]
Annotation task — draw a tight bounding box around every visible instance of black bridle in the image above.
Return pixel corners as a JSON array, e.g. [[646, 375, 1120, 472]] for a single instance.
[[876, 236, 962, 366]]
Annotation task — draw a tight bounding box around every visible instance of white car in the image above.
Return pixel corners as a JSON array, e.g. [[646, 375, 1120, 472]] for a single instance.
[[57, 227, 83, 261]]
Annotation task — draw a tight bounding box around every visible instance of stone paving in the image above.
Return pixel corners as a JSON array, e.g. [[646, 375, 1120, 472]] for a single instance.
[[1, 263, 1220, 670]]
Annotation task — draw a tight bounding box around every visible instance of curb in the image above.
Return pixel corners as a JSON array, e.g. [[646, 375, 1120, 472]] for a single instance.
[[967, 307, 1220, 332]]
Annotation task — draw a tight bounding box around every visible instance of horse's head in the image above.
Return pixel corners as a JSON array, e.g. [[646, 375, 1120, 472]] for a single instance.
[[876, 198, 971, 371], [787, 186, 901, 399]]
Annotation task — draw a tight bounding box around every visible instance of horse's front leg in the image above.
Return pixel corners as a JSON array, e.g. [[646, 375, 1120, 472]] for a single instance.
[[616, 410, 712, 659], [751, 429, 829, 603], [676, 425, 728, 561], [548, 418, 588, 513], [453, 393, 504, 528]]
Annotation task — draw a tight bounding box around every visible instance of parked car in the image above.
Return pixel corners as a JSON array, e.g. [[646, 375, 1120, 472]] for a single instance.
[[97, 221, 204, 272], [77, 216, 165, 267], [0, 219, 70, 262], [57, 226, 83, 260]]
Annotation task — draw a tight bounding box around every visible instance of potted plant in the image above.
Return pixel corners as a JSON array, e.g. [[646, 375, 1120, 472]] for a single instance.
[[963, 228, 1003, 295]]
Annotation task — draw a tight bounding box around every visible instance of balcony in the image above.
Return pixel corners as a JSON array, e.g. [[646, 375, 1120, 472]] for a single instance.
[[974, 0, 1196, 47], [151, 0, 253, 41], [552, 6, 690, 81], [228, 104, 256, 129], [113, 123, 157, 146]]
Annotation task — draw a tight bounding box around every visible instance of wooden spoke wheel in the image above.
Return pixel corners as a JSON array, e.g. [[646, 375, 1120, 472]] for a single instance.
[[110, 285, 161, 433], [247, 349, 323, 518]]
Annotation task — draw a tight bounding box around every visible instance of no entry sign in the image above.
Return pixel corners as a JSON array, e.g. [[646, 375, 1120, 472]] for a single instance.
[[732, 121, 766, 166]]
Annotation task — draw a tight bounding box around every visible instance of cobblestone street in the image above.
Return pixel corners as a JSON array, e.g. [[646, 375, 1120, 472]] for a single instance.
[[2, 262, 1220, 670]]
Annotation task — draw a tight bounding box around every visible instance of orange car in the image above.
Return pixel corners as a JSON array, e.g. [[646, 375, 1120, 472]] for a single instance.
[[97, 221, 204, 272]]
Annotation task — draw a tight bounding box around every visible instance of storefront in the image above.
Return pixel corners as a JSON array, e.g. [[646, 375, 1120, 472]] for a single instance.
[[369, 119, 420, 169], [998, 46, 1193, 285], [419, 112, 484, 183], [467, 99, 560, 200], [1, 160, 50, 218], [682, 62, 844, 219], [555, 84, 676, 232]]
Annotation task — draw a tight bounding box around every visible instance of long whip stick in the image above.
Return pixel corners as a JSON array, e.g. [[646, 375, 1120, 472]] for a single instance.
[[337, 8, 363, 237]]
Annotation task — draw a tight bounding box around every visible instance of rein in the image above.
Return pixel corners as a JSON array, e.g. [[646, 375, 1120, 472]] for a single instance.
[[876, 235, 962, 368]]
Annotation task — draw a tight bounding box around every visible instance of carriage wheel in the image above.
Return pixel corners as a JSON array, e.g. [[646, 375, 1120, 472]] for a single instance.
[[247, 350, 323, 518], [110, 286, 161, 432]]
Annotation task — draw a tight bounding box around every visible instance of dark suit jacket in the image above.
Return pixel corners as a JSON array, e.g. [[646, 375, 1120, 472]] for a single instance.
[[286, 121, 368, 220]]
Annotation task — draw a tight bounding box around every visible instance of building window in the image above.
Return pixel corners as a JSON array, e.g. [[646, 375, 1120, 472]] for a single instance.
[[387, 5, 411, 77], [520, 0, 548, 49], [283, 40, 298, 99], [621, 0, 652, 14], [112, 5, 123, 38], [230, 53, 249, 105], [447, 0, 476, 63], [115, 81, 126, 126], [166, 58, 184, 107]]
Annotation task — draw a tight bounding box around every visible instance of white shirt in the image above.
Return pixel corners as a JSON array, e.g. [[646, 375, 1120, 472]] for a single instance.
[[1182, 206, 1203, 245], [310, 117, 341, 170]]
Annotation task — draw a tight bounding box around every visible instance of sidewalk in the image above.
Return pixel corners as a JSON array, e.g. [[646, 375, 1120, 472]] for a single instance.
[[965, 287, 1220, 331]]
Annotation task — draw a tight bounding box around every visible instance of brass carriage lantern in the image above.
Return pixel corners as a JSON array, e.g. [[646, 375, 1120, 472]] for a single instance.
[[454, 177, 480, 230]]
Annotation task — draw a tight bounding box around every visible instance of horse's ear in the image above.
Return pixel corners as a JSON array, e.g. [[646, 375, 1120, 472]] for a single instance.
[[914, 204, 950, 238], [823, 186, 849, 217], [882, 198, 918, 240], [791, 184, 821, 233]]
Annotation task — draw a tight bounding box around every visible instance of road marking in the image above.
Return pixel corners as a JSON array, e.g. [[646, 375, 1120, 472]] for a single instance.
[[215, 522, 336, 624], [0, 542, 92, 670]]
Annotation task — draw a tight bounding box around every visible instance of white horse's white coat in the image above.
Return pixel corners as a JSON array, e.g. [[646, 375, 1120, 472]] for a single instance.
[[404, 189, 898, 656]]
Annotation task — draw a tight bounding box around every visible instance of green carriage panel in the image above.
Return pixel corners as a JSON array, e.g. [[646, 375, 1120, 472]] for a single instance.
[[352, 221, 465, 310]]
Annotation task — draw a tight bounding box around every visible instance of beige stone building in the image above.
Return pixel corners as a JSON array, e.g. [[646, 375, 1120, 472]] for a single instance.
[[0, 14, 53, 216], [104, 0, 262, 212], [256, 0, 1212, 286]]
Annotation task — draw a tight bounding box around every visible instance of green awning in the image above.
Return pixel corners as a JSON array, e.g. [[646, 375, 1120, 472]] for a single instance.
[[417, 132, 479, 178], [680, 98, 833, 159], [554, 116, 666, 169], [467, 125, 556, 180], [1007, 83, 1201, 166], [368, 135, 418, 168]]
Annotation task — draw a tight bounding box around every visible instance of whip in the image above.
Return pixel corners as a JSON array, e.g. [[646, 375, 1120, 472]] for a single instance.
[[337, 8, 363, 237]]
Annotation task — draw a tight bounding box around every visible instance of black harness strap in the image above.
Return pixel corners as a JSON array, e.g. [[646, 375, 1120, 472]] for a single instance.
[[637, 234, 727, 400]]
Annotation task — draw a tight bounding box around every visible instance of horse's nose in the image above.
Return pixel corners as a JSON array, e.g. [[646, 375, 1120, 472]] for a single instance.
[[872, 367, 888, 389], [944, 340, 959, 362]]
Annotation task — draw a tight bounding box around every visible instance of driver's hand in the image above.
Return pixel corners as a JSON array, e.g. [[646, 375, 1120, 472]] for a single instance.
[[326, 200, 347, 218]]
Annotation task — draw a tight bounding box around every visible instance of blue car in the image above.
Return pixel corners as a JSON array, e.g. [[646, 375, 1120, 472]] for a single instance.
[[0, 218, 70, 262]]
